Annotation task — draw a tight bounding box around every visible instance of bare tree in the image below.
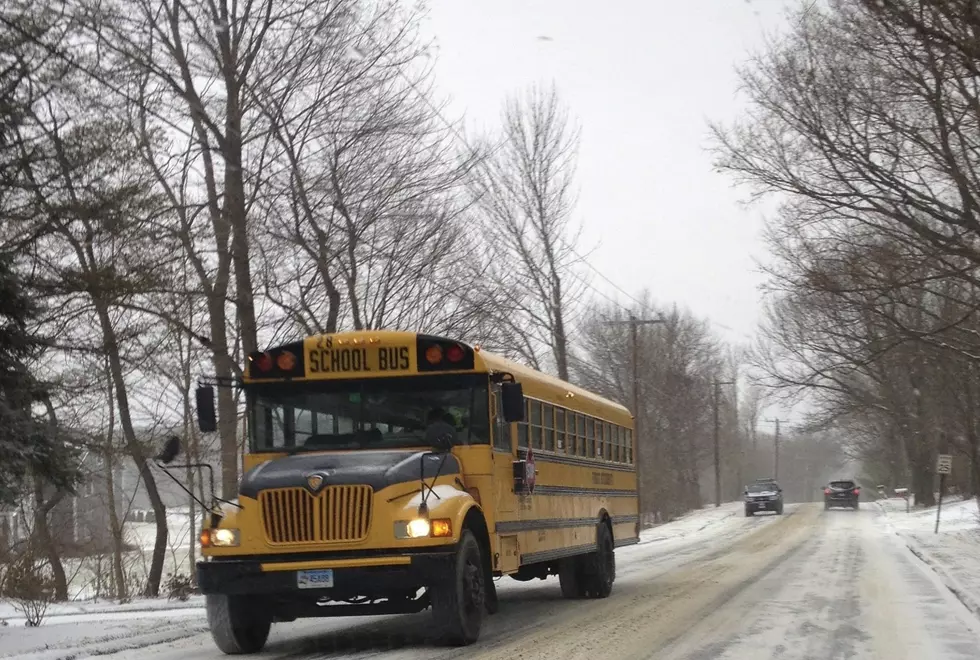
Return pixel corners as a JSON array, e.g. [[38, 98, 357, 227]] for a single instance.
[[577, 297, 727, 520], [251, 2, 490, 340], [713, 0, 980, 509], [472, 84, 585, 379]]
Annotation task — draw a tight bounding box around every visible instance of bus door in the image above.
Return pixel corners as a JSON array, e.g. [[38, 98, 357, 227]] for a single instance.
[[491, 386, 520, 572]]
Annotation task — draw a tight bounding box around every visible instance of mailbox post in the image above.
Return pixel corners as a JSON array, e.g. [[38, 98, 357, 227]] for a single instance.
[[935, 454, 952, 534]]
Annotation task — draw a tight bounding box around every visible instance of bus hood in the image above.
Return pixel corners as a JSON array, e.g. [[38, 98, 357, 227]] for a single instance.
[[238, 449, 461, 498]]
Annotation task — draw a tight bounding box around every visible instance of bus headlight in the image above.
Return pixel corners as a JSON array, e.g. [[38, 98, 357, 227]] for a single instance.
[[394, 518, 452, 539], [203, 528, 240, 547], [407, 518, 431, 538]]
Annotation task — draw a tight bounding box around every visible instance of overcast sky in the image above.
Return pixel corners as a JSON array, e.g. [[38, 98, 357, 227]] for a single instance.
[[421, 0, 801, 424], [420, 0, 799, 336]]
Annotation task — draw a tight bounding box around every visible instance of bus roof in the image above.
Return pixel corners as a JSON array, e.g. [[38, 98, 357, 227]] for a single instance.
[[475, 348, 633, 426]]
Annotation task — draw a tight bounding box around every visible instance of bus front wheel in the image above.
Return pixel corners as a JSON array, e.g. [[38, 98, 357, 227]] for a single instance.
[[430, 529, 484, 645], [206, 594, 271, 655]]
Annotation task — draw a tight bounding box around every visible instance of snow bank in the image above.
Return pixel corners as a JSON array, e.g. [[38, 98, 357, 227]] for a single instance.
[[639, 501, 744, 544], [0, 595, 204, 623], [876, 496, 980, 620]]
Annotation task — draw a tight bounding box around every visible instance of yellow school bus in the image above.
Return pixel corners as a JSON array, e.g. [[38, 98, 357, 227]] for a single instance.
[[183, 331, 638, 654]]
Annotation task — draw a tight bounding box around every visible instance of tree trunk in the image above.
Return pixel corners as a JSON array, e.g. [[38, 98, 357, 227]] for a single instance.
[[912, 455, 936, 507], [105, 448, 127, 602], [206, 292, 241, 499], [102, 364, 128, 602], [94, 302, 169, 596], [31, 477, 68, 601], [182, 354, 197, 582]]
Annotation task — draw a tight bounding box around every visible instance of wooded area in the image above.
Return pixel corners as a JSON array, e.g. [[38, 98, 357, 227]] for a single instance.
[[714, 0, 980, 506]]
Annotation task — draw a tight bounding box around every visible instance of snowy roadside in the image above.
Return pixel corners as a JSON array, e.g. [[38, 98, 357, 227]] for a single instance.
[[0, 615, 208, 660], [875, 496, 980, 619], [0, 595, 204, 623]]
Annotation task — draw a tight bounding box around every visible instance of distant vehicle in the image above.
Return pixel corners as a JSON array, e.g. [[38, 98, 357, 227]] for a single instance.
[[824, 480, 860, 510], [744, 480, 784, 516]]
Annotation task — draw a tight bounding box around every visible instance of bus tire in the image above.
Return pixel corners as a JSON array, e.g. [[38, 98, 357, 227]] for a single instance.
[[431, 529, 484, 646], [583, 523, 615, 598], [206, 594, 271, 655], [559, 556, 586, 598]]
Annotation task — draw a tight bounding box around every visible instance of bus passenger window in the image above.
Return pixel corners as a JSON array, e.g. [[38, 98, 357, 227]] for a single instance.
[[586, 418, 596, 458], [568, 410, 578, 456], [625, 428, 633, 464], [576, 414, 586, 456], [529, 400, 542, 449], [518, 400, 528, 448], [543, 404, 555, 451], [612, 426, 621, 462], [596, 422, 604, 459], [556, 408, 566, 451]]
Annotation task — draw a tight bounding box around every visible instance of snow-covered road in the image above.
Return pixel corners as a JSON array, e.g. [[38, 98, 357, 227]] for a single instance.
[[6, 503, 979, 659]]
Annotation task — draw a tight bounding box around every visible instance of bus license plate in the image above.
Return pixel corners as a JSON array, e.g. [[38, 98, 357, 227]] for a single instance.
[[297, 569, 334, 589]]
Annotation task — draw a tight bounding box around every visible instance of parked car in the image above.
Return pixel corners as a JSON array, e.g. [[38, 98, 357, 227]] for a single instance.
[[824, 480, 860, 509], [744, 479, 784, 516]]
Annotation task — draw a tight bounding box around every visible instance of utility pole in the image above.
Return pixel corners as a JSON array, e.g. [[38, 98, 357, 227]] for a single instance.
[[713, 380, 735, 507], [766, 418, 788, 480], [606, 315, 665, 521]]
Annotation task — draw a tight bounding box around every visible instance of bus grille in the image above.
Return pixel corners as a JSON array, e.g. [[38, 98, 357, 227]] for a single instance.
[[259, 486, 373, 544]]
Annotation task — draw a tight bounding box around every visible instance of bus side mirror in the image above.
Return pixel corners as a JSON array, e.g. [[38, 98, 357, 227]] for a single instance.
[[156, 436, 181, 464], [501, 382, 525, 423], [196, 386, 217, 433]]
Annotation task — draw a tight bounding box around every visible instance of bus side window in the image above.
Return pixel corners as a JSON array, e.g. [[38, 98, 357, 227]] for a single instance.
[[586, 418, 596, 458], [625, 428, 633, 464], [576, 414, 586, 456], [596, 421, 604, 459], [612, 425, 621, 463], [543, 404, 554, 451], [566, 411, 576, 454], [556, 408, 566, 452], [529, 400, 542, 449]]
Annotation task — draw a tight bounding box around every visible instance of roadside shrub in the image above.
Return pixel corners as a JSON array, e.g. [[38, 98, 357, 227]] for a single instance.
[[164, 572, 193, 601], [1, 554, 56, 627]]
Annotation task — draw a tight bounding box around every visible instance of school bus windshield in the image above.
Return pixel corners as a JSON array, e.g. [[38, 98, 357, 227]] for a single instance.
[[247, 374, 490, 453]]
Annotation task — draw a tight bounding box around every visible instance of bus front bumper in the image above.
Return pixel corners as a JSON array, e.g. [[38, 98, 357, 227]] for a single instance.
[[197, 548, 456, 597]]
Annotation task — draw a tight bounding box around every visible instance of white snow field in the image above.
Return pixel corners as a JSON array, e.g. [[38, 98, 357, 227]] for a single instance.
[[876, 496, 980, 619], [1, 501, 978, 659]]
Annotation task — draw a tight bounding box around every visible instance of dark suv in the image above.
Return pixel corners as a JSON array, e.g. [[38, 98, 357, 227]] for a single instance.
[[824, 480, 860, 509], [744, 479, 784, 516]]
